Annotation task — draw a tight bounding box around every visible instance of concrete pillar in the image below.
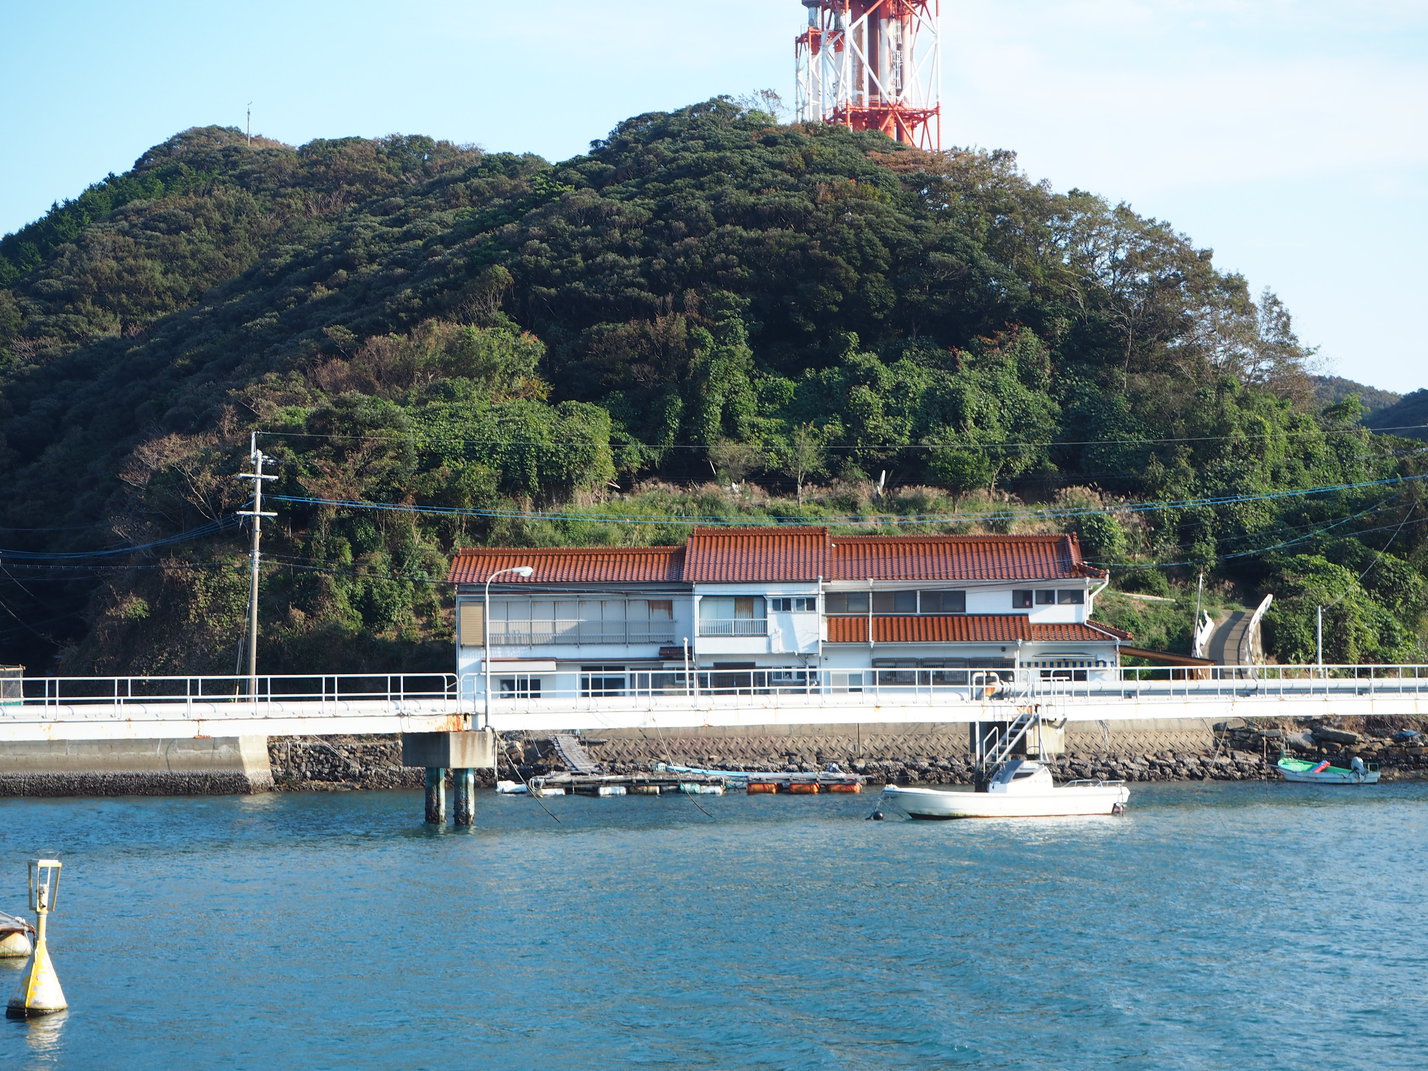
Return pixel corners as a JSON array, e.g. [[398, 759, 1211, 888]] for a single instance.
[[453, 768, 475, 826], [423, 767, 446, 825], [403, 730, 496, 826]]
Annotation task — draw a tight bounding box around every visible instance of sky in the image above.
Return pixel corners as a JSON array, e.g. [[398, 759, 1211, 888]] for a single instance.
[[4, 0, 1425, 395]]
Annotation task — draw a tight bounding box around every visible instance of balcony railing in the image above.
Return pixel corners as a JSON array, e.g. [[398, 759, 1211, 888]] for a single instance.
[[489, 627, 677, 646], [697, 618, 769, 637]]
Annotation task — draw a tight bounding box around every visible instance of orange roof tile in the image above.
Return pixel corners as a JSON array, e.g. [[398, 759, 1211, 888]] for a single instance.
[[826, 615, 1128, 645], [450, 527, 1107, 586], [448, 545, 683, 585], [683, 526, 831, 582], [831, 534, 1104, 581]]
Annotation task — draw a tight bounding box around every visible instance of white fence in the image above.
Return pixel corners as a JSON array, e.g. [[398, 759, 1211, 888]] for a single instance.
[[461, 663, 1428, 732], [3, 665, 1428, 741], [0, 673, 464, 742]]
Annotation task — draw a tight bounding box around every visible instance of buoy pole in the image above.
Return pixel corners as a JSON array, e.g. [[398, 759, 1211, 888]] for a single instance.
[[6, 859, 66, 1020]]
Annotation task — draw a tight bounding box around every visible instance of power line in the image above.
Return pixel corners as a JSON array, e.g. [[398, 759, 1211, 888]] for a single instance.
[[0, 517, 241, 562], [270, 471, 1428, 529], [258, 421, 1422, 454]]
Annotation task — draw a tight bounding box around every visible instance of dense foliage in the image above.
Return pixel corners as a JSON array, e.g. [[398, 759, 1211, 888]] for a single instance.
[[1, 105, 1423, 675]]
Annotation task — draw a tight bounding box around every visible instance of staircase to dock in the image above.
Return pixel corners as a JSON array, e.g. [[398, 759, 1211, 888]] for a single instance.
[[978, 704, 1042, 769], [550, 733, 600, 774]]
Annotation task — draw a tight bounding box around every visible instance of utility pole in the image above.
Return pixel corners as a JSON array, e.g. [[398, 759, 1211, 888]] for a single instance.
[[237, 435, 276, 700]]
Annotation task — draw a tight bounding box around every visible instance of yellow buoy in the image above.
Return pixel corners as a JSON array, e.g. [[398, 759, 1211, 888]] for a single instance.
[[6, 859, 67, 1019]]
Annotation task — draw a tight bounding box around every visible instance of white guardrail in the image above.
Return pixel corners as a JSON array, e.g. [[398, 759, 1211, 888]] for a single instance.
[[3, 665, 1428, 740], [0, 673, 466, 742]]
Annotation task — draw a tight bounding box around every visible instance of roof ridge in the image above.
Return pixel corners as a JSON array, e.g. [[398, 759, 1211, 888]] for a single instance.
[[689, 525, 828, 535], [453, 544, 681, 555], [833, 532, 1071, 541]]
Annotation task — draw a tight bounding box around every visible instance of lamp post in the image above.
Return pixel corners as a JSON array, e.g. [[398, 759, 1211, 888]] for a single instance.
[[484, 565, 533, 727]]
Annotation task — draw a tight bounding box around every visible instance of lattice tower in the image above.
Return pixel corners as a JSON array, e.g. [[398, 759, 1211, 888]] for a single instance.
[[795, 0, 942, 151]]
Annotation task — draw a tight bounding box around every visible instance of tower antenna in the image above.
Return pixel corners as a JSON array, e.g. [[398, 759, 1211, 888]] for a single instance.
[[795, 1, 942, 151]]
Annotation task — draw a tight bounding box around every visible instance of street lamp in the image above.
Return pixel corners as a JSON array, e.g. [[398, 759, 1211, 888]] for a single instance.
[[484, 565, 534, 726]]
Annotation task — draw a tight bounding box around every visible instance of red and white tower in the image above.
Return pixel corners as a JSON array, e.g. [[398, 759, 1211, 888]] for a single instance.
[[795, 1, 942, 151]]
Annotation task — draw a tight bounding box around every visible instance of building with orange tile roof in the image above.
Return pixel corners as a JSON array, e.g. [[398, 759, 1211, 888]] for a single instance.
[[449, 526, 1127, 706]]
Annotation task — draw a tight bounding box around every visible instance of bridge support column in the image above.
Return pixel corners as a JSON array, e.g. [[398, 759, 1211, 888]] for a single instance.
[[423, 767, 447, 825], [453, 768, 476, 825], [402, 730, 496, 826]]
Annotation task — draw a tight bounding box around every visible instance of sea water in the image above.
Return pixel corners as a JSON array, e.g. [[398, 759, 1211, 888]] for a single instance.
[[2, 780, 1426, 1071]]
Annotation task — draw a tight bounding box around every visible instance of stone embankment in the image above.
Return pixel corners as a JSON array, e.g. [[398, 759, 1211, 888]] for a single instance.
[[268, 735, 425, 791], [269, 715, 1428, 791]]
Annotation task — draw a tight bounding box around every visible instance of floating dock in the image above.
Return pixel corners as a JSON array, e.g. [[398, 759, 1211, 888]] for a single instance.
[[655, 763, 865, 794], [508, 767, 865, 797], [523, 772, 729, 797]]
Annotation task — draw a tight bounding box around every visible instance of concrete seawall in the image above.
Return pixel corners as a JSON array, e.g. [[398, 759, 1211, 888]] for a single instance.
[[0, 738, 273, 796], [3, 717, 1424, 796]]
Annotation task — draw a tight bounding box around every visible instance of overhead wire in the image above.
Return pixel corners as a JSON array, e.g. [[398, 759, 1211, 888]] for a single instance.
[[271, 471, 1428, 530], [259, 421, 1428, 454]]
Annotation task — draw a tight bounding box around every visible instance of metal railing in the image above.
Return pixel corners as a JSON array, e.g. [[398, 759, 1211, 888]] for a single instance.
[[697, 619, 770, 637], [14, 673, 457, 715], [488, 627, 677, 647], [6, 663, 1428, 731], [463, 662, 1428, 705]]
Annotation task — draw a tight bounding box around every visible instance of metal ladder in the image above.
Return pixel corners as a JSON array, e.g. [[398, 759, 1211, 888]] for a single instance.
[[977, 703, 1042, 776]]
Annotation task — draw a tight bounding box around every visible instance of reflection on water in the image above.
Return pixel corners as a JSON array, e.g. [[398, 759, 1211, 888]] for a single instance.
[[14, 1013, 67, 1066]]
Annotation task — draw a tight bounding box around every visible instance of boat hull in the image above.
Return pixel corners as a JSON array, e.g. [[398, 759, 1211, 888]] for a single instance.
[[1277, 759, 1379, 784], [881, 782, 1130, 819], [0, 913, 34, 959]]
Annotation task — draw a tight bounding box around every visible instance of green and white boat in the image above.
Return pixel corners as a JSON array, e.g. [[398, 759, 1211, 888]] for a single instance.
[[1276, 753, 1379, 784]]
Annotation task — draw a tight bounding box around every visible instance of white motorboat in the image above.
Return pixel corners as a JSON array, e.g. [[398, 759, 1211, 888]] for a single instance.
[[0, 911, 34, 958], [1276, 754, 1379, 784], [878, 759, 1130, 819]]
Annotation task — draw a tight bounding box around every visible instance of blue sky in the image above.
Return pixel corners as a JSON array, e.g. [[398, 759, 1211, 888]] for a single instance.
[[5, 0, 1424, 394]]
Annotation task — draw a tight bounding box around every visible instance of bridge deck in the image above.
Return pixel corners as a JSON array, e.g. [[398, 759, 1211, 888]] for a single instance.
[[2, 666, 1426, 742]]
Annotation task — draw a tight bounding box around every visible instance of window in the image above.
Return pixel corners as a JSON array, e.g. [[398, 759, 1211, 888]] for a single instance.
[[706, 662, 756, 694], [768, 668, 813, 691], [919, 590, 966, 614], [489, 597, 679, 646], [698, 596, 767, 636], [770, 596, 817, 613], [580, 665, 626, 697], [872, 590, 918, 613], [499, 677, 542, 699], [873, 659, 920, 686], [824, 591, 869, 613], [1012, 590, 1034, 609], [1025, 588, 1086, 606]]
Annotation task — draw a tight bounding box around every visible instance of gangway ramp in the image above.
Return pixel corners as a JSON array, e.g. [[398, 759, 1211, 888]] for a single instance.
[[550, 733, 600, 774]]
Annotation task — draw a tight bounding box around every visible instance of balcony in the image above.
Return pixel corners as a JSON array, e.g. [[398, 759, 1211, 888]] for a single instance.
[[489, 626, 676, 647], [697, 618, 769, 638]]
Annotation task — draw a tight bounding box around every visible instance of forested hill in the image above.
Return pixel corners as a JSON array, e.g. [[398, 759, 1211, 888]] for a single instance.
[[1, 100, 1424, 676]]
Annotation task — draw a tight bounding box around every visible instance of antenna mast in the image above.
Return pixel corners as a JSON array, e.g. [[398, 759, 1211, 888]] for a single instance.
[[795, 1, 942, 151], [237, 434, 276, 699]]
